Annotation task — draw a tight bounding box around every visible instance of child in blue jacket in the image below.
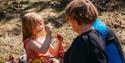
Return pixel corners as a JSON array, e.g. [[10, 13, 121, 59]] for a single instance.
[[64, 0, 125, 63]]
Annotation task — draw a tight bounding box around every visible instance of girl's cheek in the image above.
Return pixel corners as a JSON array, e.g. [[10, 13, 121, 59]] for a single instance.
[[37, 26, 43, 32], [32, 29, 37, 36]]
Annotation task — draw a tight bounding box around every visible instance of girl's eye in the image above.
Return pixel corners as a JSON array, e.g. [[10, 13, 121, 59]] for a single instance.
[[38, 21, 43, 25], [39, 23, 42, 26]]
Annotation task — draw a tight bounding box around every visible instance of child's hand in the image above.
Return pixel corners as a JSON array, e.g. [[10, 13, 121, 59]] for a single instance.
[[56, 33, 63, 42], [45, 26, 52, 36], [6, 55, 18, 63]]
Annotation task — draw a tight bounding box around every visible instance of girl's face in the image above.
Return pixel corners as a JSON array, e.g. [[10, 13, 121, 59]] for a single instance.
[[32, 20, 44, 37], [36, 20, 44, 33], [68, 17, 79, 33]]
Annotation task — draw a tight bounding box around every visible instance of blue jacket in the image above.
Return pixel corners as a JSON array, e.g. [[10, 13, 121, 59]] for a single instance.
[[92, 18, 125, 63]]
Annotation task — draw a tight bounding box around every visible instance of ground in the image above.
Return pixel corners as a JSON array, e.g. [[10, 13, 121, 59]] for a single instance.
[[0, 0, 125, 62]]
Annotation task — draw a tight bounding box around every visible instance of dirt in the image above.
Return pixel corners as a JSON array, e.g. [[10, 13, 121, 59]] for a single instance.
[[0, 0, 125, 61]]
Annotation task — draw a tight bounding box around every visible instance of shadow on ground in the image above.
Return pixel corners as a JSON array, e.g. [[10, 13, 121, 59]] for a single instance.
[[0, 0, 125, 28]]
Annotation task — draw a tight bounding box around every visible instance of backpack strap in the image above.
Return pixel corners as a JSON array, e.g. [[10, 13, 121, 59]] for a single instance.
[[87, 30, 108, 63]]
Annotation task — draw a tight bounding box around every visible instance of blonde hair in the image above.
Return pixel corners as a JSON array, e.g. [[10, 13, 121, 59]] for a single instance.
[[21, 12, 44, 40], [65, 0, 98, 25]]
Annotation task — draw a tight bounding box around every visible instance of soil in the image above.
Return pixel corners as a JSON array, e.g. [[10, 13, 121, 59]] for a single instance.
[[0, 0, 125, 61]]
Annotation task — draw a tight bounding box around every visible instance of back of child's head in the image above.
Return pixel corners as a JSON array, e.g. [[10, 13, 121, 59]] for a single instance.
[[65, 0, 98, 25], [21, 12, 43, 40]]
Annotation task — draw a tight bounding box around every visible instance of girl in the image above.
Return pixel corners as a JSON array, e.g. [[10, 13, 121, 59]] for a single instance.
[[64, 0, 108, 63], [21, 12, 64, 63]]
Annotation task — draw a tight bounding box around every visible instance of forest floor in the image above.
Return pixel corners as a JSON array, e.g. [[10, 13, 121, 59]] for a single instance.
[[0, 0, 125, 61]]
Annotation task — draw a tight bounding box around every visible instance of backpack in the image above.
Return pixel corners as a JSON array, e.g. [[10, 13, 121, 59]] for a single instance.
[[105, 28, 125, 63], [88, 30, 108, 63]]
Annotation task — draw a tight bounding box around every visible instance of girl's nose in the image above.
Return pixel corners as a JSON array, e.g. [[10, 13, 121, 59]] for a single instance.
[[39, 25, 42, 28]]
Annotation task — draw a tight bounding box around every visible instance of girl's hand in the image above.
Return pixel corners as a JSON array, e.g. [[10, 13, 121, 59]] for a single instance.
[[56, 33, 63, 43], [45, 26, 52, 38]]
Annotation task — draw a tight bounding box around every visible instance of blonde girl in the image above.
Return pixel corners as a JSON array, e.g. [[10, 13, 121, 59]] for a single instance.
[[21, 12, 64, 63]]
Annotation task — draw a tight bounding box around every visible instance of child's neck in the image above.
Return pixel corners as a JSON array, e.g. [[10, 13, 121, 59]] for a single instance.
[[40, 31, 47, 37], [33, 31, 46, 39], [78, 24, 91, 35]]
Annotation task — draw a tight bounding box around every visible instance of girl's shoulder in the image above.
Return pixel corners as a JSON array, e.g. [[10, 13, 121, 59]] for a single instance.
[[23, 37, 34, 43], [23, 37, 31, 43], [23, 37, 35, 47]]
